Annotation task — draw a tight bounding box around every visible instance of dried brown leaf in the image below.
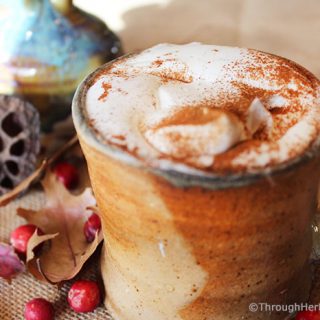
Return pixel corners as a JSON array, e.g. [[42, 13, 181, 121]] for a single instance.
[[17, 172, 102, 284], [0, 242, 25, 282]]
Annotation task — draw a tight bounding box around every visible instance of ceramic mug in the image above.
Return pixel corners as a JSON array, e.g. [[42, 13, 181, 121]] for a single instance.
[[72, 59, 320, 320]]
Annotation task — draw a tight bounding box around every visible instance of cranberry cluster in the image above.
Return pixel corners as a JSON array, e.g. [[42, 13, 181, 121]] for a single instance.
[[24, 279, 101, 320], [8, 162, 102, 319]]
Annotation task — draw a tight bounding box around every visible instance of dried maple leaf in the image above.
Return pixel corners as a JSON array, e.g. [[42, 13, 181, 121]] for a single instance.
[[17, 172, 102, 284], [0, 242, 25, 282]]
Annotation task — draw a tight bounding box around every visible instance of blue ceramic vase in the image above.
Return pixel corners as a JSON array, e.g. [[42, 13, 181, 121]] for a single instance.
[[0, 0, 122, 131]]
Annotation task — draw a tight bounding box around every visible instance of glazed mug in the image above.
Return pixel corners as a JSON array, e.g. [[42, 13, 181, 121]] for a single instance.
[[72, 62, 320, 320]]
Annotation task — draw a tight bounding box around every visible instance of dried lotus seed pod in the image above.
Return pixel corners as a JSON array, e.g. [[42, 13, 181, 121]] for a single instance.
[[0, 95, 40, 195]]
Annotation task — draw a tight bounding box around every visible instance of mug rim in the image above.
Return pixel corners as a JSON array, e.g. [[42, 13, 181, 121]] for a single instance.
[[72, 56, 320, 190]]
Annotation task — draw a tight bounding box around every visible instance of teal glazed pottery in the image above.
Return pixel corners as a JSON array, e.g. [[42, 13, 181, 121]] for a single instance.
[[0, 0, 122, 131]]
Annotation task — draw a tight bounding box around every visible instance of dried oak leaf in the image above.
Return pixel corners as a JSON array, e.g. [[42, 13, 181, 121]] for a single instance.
[[0, 242, 25, 282], [17, 172, 102, 284]]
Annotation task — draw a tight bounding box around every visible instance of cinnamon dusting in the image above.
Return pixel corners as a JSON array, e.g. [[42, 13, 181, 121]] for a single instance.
[[98, 82, 112, 101], [150, 70, 193, 84], [85, 43, 320, 175], [152, 59, 164, 67]]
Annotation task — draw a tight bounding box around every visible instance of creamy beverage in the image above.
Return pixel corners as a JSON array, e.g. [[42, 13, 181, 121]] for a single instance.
[[72, 43, 320, 320]]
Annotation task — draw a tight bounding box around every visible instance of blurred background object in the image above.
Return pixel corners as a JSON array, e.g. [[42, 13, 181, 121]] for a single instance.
[[75, 0, 320, 77], [0, 0, 122, 131]]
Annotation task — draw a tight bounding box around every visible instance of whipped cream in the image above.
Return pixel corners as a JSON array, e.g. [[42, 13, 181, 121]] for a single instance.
[[84, 43, 320, 174]]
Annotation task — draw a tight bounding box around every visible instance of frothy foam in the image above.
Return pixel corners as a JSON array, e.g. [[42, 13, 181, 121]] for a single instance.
[[84, 43, 320, 174]]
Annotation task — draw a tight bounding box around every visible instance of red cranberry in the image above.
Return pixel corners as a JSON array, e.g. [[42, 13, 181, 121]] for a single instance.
[[53, 162, 79, 189], [67, 280, 101, 313], [84, 213, 101, 242], [296, 311, 320, 320], [24, 298, 54, 320], [10, 224, 43, 254]]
